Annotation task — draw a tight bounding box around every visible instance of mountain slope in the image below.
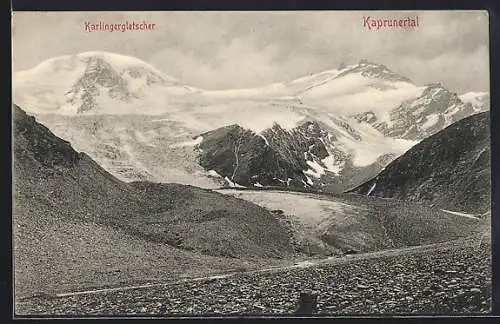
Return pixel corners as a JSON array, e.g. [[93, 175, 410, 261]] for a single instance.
[[348, 112, 490, 214], [13, 105, 294, 258], [194, 59, 417, 104], [31, 112, 222, 187], [32, 107, 416, 191], [13, 104, 298, 297]]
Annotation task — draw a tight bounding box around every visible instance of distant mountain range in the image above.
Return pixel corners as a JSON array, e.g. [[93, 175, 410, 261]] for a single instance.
[[13, 51, 489, 191], [349, 111, 490, 214]]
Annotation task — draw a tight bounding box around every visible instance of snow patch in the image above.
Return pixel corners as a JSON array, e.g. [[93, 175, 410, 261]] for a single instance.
[[441, 209, 478, 219], [168, 102, 306, 133], [299, 73, 424, 115], [170, 136, 203, 148], [366, 182, 377, 196], [257, 133, 269, 146], [304, 160, 326, 178], [337, 122, 416, 167], [459, 91, 489, 107], [422, 114, 439, 130], [207, 170, 221, 177], [321, 155, 343, 175], [149, 118, 171, 123], [215, 190, 364, 228], [224, 176, 246, 188], [292, 261, 316, 268], [133, 130, 156, 147], [444, 104, 460, 116]]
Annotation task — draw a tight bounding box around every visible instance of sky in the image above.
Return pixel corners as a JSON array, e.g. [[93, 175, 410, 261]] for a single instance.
[[12, 11, 489, 93]]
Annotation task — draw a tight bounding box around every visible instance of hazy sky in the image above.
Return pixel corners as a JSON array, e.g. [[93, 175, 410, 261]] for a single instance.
[[12, 11, 489, 93]]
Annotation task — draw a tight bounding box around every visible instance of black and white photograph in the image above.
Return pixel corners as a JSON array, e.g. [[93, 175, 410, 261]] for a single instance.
[[12, 10, 491, 316]]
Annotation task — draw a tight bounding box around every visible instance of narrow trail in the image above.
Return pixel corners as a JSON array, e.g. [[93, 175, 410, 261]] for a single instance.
[[47, 236, 476, 299]]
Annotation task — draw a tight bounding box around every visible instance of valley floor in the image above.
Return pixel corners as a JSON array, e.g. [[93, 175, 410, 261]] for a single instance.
[[16, 234, 491, 316]]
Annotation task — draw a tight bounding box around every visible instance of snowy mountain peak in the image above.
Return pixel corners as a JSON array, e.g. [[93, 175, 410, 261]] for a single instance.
[[293, 60, 421, 114], [336, 60, 413, 84], [14, 51, 197, 115], [355, 81, 478, 140], [420, 82, 448, 95], [18, 51, 179, 84], [423, 82, 444, 88], [65, 56, 136, 113]]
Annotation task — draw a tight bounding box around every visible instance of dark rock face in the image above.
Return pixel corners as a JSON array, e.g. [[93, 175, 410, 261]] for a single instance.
[[349, 112, 490, 214], [195, 118, 409, 192], [260, 121, 331, 186], [125, 66, 166, 86], [197, 121, 344, 191], [197, 123, 308, 188], [13, 105, 82, 169]]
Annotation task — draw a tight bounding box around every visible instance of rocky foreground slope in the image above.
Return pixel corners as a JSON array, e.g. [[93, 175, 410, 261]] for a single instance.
[[17, 235, 491, 315]]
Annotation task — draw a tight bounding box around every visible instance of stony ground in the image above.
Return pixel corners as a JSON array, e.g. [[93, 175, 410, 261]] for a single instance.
[[16, 235, 491, 316]]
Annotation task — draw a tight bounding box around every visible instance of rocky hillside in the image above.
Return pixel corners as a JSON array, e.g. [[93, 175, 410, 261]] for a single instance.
[[197, 121, 342, 191], [349, 112, 490, 214], [17, 235, 491, 315], [13, 102, 292, 280], [196, 117, 410, 191]]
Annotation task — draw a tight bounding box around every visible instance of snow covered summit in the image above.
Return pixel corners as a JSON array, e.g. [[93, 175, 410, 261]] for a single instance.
[[13, 51, 198, 115]]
